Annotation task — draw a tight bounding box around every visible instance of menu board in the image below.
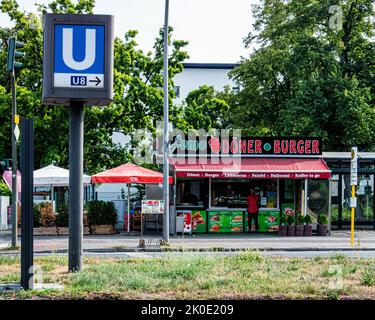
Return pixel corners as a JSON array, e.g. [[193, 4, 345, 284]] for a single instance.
[[191, 211, 207, 233], [208, 211, 244, 233]]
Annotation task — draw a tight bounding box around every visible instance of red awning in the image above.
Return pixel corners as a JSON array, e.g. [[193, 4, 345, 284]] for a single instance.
[[91, 163, 174, 184], [171, 158, 331, 179]]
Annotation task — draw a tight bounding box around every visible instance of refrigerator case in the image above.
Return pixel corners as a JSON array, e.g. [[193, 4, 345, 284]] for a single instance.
[[176, 211, 192, 234], [208, 211, 244, 233]]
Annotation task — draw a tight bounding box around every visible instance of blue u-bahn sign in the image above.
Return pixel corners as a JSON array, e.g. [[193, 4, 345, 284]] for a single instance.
[[43, 14, 114, 106]]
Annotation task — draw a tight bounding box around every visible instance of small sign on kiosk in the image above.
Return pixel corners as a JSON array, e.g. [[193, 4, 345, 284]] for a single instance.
[[141, 200, 164, 237]]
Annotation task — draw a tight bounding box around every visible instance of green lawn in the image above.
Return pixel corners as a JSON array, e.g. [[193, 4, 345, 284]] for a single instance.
[[0, 252, 375, 299]]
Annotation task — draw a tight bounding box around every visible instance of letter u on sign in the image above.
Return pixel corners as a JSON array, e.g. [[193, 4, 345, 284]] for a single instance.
[[62, 28, 96, 70]]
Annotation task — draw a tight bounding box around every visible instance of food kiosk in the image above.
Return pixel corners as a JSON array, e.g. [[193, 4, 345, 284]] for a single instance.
[[171, 137, 331, 233]]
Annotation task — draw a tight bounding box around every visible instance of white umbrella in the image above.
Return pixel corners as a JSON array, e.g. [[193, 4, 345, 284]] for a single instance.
[[34, 164, 91, 206]]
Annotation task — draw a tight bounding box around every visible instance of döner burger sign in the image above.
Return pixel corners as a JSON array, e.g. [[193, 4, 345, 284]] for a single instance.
[[172, 137, 322, 156]]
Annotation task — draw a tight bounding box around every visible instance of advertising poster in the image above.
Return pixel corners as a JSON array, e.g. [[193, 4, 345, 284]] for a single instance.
[[191, 211, 207, 233], [208, 211, 243, 233], [258, 211, 280, 232], [176, 211, 192, 233]]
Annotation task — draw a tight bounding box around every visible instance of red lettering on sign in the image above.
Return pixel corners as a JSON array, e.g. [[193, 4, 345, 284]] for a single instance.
[[305, 140, 311, 154], [248, 140, 254, 153], [281, 140, 288, 154], [274, 140, 281, 154], [240, 140, 247, 154], [255, 140, 262, 153], [312, 140, 320, 154], [231, 139, 239, 154], [297, 140, 304, 153], [290, 140, 297, 154]]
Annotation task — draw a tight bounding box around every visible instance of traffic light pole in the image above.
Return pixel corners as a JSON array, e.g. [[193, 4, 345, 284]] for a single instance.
[[10, 70, 18, 249], [68, 101, 84, 272]]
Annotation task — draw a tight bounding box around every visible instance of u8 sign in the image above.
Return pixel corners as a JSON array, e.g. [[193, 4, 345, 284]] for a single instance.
[[43, 14, 114, 106]]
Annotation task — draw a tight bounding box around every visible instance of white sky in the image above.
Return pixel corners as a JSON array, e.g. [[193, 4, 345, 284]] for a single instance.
[[0, 0, 259, 62]]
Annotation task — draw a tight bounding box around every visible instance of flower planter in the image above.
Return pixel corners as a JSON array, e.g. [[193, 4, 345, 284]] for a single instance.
[[278, 225, 287, 236], [317, 224, 328, 236], [304, 225, 312, 236], [287, 225, 295, 236], [35, 227, 58, 235], [56, 227, 90, 235], [90, 225, 116, 235], [295, 225, 304, 236]]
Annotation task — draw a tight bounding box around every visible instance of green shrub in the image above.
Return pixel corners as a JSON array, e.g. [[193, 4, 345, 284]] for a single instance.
[[318, 214, 328, 225], [86, 200, 117, 226], [279, 213, 287, 226], [296, 214, 304, 225], [33, 203, 41, 227], [56, 203, 69, 227], [304, 214, 312, 225], [287, 215, 295, 225], [0, 179, 11, 196]]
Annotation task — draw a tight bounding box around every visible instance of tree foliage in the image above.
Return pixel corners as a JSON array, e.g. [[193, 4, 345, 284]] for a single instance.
[[231, 0, 375, 150], [0, 0, 188, 173]]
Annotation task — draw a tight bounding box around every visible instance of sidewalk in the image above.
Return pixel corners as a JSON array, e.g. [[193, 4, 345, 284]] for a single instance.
[[1, 231, 374, 253]]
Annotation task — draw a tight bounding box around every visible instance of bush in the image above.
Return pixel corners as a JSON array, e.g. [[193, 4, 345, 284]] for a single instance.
[[56, 203, 69, 227], [304, 214, 312, 225], [287, 215, 295, 225], [279, 213, 287, 226], [296, 214, 304, 225], [33, 203, 41, 227], [0, 179, 11, 197], [40, 202, 56, 227], [86, 200, 117, 226], [318, 214, 328, 225]]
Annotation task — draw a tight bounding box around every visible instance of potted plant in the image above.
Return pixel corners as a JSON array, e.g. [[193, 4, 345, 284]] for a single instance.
[[317, 214, 328, 236], [295, 213, 304, 236], [304, 214, 313, 236], [287, 215, 295, 236], [278, 213, 287, 236]]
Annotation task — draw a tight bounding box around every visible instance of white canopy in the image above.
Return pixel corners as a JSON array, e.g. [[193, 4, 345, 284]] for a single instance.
[[34, 164, 91, 186]]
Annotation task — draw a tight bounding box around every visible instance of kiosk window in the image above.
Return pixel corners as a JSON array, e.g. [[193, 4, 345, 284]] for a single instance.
[[211, 180, 278, 209]]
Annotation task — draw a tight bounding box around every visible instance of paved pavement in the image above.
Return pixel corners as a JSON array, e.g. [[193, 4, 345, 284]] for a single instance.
[[1, 230, 375, 253]]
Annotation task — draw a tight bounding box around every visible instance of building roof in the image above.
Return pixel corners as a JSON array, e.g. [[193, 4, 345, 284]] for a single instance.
[[183, 63, 239, 70], [323, 152, 375, 160]]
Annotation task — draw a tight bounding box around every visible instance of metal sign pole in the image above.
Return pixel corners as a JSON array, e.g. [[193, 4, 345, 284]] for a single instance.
[[350, 147, 358, 247], [68, 101, 84, 272], [20, 118, 34, 289], [162, 0, 170, 243]]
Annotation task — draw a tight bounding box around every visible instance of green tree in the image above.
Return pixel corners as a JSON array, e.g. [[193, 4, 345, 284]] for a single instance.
[[0, 0, 188, 174], [181, 85, 232, 131], [231, 0, 375, 150]]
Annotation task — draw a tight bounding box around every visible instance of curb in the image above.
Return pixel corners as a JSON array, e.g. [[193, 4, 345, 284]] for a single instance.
[[2, 247, 375, 255]]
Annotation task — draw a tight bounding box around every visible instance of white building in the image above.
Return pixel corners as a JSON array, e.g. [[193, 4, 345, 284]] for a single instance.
[[173, 63, 238, 104]]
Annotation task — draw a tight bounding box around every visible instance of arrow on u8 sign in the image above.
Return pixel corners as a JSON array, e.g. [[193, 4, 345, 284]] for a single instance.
[[43, 14, 114, 106], [54, 24, 105, 88]]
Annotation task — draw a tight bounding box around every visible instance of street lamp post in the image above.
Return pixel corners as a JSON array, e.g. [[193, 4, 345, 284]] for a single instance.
[[162, 0, 170, 242]]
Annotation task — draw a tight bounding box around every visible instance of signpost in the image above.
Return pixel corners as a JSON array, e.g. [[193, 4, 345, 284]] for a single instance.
[[43, 14, 114, 272], [350, 147, 358, 247]]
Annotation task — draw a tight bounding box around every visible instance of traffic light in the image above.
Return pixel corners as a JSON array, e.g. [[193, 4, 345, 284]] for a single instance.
[[0, 159, 12, 171], [7, 36, 25, 73]]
